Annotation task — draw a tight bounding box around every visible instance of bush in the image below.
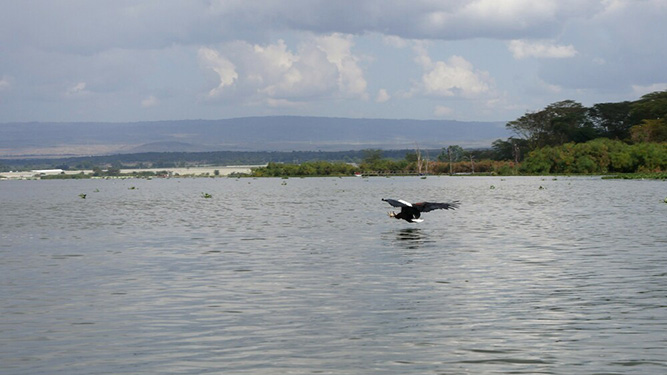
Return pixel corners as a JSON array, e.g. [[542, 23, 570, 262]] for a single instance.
[[251, 161, 357, 177], [521, 138, 667, 174]]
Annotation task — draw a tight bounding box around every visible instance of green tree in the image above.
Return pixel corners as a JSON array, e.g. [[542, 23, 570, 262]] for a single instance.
[[521, 138, 667, 174], [491, 138, 529, 161], [507, 100, 596, 149], [630, 119, 667, 143], [630, 90, 667, 120], [438, 145, 464, 162], [588, 101, 638, 139], [404, 152, 418, 163], [491, 139, 514, 160], [106, 166, 121, 176], [630, 142, 667, 172], [437, 145, 464, 175], [519, 147, 553, 174], [362, 149, 383, 165], [297, 163, 317, 176]]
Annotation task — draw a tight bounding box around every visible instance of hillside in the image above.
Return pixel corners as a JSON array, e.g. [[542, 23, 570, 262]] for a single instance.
[[0, 116, 509, 158]]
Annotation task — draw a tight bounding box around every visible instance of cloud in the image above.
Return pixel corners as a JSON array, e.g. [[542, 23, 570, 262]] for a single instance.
[[198, 48, 238, 97], [383, 35, 409, 48], [65, 82, 90, 97], [416, 52, 493, 98], [508, 40, 578, 59], [434, 105, 453, 117], [314, 33, 368, 98], [538, 80, 563, 94], [376, 89, 390, 103], [535, 0, 667, 93], [199, 34, 367, 103], [1, 1, 665, 123], [258, 41, 339, 98], [266, 98, 305, 108], [141, 95, 159, 108], [0, 75, 11, 91], [422, 0, 563, 38], [0, 1, 604, 55]]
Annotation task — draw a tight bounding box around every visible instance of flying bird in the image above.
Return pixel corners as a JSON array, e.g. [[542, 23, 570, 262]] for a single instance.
[[383, 198, 459, 223]]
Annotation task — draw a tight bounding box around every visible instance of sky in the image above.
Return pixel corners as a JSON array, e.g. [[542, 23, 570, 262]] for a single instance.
[[1, 0, 666, 123]]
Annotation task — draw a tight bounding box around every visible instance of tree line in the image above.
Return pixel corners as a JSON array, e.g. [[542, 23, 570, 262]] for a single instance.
[[495, 91, 666, 164], [0, 149, 419, 172], [502, 90, 666, 174], [252, 91, 667, 177], [3, 91, 665, 176], [250, 148, 517, 177]]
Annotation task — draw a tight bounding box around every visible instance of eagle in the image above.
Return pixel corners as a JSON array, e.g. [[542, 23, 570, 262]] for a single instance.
[[383, 198, 459, 223]]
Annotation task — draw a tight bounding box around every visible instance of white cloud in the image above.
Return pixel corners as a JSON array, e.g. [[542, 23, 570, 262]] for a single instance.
[[534, 0, 667, 93], [509, 40, 578, 59], [383, 35, 409, 48], [460, 0, 558, 22], [253, 40, 296, 71], [266, 98, 305, 108], [434, 105, 453, 117], [65, 82, 89, 97], [416, 0, 602, 39], [141, 95, 159, 108], [592, 57, 606, 66], [314, 33, 368, 98], [376, 89, 390, 103], [200, 34, 367, 102], [0, 75, 11, 91], [1, 1, 665, 123], [198, 47, 238, 97], [420, 55, 493, 98], [409, 44, 494, 100], [259, 42, 339, 98], [412, 42, 433, 69], [0, 1, 606, 57], [538, 79, 563, 94]]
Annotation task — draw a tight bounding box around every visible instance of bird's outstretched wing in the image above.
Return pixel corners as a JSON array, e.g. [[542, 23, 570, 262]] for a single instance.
[[413, 201, 460, 212], [382, 198, 412, 208]]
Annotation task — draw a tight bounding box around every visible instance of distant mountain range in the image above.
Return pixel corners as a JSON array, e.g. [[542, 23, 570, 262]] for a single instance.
[[0, 116, 511, 158]]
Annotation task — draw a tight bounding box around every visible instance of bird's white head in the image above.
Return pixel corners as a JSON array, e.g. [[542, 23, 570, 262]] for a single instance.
[[388, 211, 396, 218]]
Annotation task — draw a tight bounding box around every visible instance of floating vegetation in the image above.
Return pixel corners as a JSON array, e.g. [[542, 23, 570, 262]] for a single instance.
[[539, 186, 545, 190], [602, 172, 667, 180], [202, 193, 212, 199], [128, 186, 136, 190], [79, 193, 86, 199], [490, 185, 496, 189]]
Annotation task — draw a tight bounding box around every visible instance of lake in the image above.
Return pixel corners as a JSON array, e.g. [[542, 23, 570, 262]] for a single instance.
[[1, 176, 666, 374]]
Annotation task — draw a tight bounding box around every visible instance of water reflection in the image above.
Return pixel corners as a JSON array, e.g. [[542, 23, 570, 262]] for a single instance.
[[392, 228, 431, 249]]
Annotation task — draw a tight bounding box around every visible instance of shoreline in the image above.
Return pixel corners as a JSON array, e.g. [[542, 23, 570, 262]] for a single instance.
[[0, 166, 260, 180]]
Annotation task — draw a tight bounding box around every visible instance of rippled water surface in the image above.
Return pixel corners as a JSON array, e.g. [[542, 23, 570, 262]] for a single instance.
[[1, 176, 666, 374]]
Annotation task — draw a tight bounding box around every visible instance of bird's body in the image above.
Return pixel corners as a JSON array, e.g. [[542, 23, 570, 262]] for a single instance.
[[383, 198, 459, 223]]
